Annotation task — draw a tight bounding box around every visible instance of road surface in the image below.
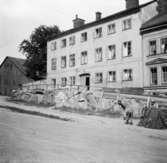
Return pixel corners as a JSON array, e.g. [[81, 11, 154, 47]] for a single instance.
[[0, 107, 167, 163]]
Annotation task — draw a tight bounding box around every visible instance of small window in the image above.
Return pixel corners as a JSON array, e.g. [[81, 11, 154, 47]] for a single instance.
[[50, 41, 57, 51], [61, 77, 67, 87], [123, 69, 133, 81], [123, 41, 132, 57], [108, 71, 116, 82], [150, 67, 157, 85], [81, 32, 87, 42], [162, 66, 167, 83], [95, 73, 103, 83], [149, 40, 157, 56], [52, 79, 56, 87], [81, 51, 88, 65], [161, 37, 167, 54], [95, 47, 103, 62], [61, 56, 66, 68], [107, 23, 116, 34], [107, 45, 116, 59], [51, 58, 57, 70], [69, 54, 75, 67], [70, 76, 76, 86], [123, 19, 131, 30], [61, 39, 67, 48], [94, 27, 102, 38], [69, 36, 75, 46]]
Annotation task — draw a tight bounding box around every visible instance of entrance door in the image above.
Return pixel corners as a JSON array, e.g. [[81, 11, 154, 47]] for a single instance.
[[85, 76, 90, 90]]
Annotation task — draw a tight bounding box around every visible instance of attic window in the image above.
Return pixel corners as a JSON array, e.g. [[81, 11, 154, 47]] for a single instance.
[[122, 19, 131, 30], [94, 27, 102, 38]]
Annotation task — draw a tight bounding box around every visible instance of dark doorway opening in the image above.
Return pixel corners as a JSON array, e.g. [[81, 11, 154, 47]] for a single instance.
[[85, 76, 90, 90]]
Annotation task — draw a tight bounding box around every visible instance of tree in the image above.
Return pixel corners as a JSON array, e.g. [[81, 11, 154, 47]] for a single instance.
[[19, 25, 61, 80]]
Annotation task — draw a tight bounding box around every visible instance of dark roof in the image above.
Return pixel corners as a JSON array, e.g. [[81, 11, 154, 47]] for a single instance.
[[0, 56, 27, 76], [141, 13, 167, 34], [49, 0, 156, 41]]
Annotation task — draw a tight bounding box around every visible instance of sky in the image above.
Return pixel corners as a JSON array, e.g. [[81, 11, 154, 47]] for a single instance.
[[0, 0, 150, 63]]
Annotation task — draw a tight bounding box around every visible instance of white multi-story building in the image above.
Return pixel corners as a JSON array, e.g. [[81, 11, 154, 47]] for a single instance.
[[47, 0, 157, 89], [141, 0, 167, 93]]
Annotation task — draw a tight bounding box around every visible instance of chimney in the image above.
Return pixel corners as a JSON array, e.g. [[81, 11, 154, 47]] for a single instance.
[[125, 0, 139, 10], [73, 14, 85, 28], [96, 12, 102, 21], [157, 0, 167, 15]]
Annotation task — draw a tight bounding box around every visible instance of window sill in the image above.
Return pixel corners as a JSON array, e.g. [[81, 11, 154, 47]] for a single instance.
[[122, 55, 132, 58], [95, 60, 103, 63], [122, 79, 133, 82], [107, 81, 116, 83], [81, 63, 88, 65], [122, 28, 131, 31], [107, 57, 116, 60], [107, 32, 116, 35], [95, 82, 103, 84], [147, 53, 167, 57]]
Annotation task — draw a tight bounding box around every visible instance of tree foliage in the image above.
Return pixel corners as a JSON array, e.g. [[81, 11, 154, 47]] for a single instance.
[[19, 25, 61, 80]]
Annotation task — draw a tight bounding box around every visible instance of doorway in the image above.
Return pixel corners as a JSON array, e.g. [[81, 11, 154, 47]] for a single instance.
[[85, 76, 90, 90]]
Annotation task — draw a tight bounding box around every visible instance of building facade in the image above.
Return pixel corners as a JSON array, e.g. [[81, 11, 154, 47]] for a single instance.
[[47, 0, 157, 89], [141, 0, 167, 92], [0, 57, 33, 95]]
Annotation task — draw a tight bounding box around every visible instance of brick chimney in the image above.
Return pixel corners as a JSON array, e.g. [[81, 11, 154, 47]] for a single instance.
[[157, 0, 167, 14], [96, 12, 102, 21], [125, 0, 139, 10], [73, 15, 85, 28]]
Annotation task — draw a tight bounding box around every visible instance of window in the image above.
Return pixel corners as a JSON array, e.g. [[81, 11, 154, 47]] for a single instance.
[[94, 27, 102, 38], [69, 36, 75, 46], [70, 76, 76, 86], [107, 45, 116, 59], [52, 79, 56, 87], [95, 47, 103, 62], [149, 40, 157, 56], [95, 73, 103, 83], [50, 41, 57, 51], [61, 39, 66, 48], [61, 77, 67, 87], [123, 19, 131, 30], [162, 66, 167, 83], [161, 37, 167, 53], [81, 51, 88, 65], [69, 54, 75, 67], [123, 69, 133, 81], [107, 23, 116, 34], [81, 32, 87, 42], [123, 41, 132, 57], [51, 58, 57, 70], [108, 71, 116, 82], [150, 67, 157, 85], [61, 56, 66, 68]]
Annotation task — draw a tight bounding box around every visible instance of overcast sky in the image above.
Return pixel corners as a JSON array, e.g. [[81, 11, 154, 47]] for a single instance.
[[0, 0, 149, 63]]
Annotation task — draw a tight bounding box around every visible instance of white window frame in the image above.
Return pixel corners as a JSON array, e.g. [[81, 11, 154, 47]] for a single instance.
[[95, 47, 103, 62], [94, 27, 102, 38], [61, 77, 67, 87], [81, 32, 87, 42], [61, 56, 67, 68], [107, 23, 116, 34], [123, 69, 133, 81], [51, 58, 57, 70], [107, 45, 116, 59], [122, 18, 131, 30], [95, 73, 103, 83], [70, 76, 76, 86], [69, 36, 75, 46], [61, 39, 67, 48], [81, 51, 88, 65], [123, 41, 132, 57], [50, 41, 57, 51], [108, 71, 116, 82], [160, 37, 167, 54], [149, 40, 157, 56], [69, 54, 75, 67], [162, 66, 167, 83]]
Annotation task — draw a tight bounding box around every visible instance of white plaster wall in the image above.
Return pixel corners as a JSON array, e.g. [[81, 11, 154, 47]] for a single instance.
[[142, 29, 167, 87]]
